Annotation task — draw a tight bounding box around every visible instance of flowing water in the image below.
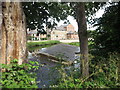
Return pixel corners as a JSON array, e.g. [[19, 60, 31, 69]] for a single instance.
[[28, 43, 80, 88]]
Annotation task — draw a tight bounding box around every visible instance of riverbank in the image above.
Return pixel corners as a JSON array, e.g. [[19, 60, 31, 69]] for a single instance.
[[28, 40, 79, 43], [27, 40, 61, 47], [28, 43, 80, 88], [27, 40, 119, 88]]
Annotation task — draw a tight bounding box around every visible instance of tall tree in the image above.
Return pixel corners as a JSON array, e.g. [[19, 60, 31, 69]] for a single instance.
[[0, 2, 70, 65], [76, 2, 89, 77], [22, 2, 71, 32], [0, 2, 2, 60], [70, 2, 105, 77], [0, 2, 27, 65], [93, 2, 120, 57]]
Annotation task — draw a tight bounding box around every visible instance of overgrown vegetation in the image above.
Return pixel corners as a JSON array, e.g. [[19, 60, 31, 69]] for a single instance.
[[0, 59, 39, 88], [91, 2, 120, 57], [66, 41, 94, 48], [27, 40, 120, 88], [50, 53, 120, 88], [1, 1, 120, 89]]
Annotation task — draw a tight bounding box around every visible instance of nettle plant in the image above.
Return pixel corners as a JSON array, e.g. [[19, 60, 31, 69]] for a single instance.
[[0, 59, 39, 88]]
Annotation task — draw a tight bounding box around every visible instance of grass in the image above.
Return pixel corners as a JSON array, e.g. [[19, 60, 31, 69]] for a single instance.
[[27, 40, 61, 47], [27, 40, 61, 52], [65, 41, 94, 47], [28, 44, 56, 52], [66, 42, 80, 46]]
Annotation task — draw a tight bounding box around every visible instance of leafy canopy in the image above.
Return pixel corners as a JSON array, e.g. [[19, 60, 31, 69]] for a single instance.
[[92, 2, 120, 56], [22, 2, 71, 33]]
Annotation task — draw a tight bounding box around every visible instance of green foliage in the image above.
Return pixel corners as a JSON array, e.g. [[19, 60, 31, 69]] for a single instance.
[[92, 2, 120, 57], [69, 2, 106, 23], [22, 2, 106, 32], [89, 53, 120, 88], [50, 53, 120, 88], [0, 59, 39, 88], [40, 38, 47, 40], [66, 41, 94, 48], [22, 2, 71, 31]]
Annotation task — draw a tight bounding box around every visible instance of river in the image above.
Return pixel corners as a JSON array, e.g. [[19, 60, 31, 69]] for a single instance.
[[28, 43, 80, 88]]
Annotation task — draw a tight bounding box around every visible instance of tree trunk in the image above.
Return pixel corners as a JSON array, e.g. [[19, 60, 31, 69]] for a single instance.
[[0, 2, 2, 60], [0, 2, 27, 65], [76, 2, 89, 78]]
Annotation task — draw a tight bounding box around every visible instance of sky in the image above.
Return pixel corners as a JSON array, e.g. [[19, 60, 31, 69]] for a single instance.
[[57, 8, 105, 31]]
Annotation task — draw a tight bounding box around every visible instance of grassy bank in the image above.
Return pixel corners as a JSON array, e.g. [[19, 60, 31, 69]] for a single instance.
[[66, 42, 80, 46], [27, 40, 61, 48], [65, 41, 94, 47]]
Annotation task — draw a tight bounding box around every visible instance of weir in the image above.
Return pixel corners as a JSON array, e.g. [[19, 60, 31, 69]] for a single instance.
[[28, 43, 80, 88]]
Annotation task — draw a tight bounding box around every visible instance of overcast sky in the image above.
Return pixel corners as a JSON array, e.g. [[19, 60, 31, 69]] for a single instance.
[[57, 8, 105, 31]]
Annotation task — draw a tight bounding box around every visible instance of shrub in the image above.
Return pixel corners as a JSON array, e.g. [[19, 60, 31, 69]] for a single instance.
[[0, 59, 39, 88], [50, 53, 120, 88], [40, 38, 47, 40]]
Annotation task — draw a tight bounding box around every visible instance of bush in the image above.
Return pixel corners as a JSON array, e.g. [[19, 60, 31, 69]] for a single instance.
[[40, 38, 47, 40], [50, 53, 120, 88], [0, 59, 39, 88]]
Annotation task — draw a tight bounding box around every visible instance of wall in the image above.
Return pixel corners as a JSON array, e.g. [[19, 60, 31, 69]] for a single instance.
[[51, 30, 67, 40], [66, 24, 75, 32], [67, 33, 79, 40], [50, 24, 79, 40], [40, 34, 46, 39]]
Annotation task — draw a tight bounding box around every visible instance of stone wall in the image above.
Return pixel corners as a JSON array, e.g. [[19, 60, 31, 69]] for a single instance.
[[51, 29, 67, 40]]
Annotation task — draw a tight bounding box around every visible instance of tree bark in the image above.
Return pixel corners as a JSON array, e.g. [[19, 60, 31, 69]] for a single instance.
[[76, 2, 89, 77], [0, 2, 27, 65], [0, 2, 2, 60]]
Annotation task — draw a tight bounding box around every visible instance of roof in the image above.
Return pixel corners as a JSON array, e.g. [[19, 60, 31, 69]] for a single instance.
[[56, 24, 68, 31]]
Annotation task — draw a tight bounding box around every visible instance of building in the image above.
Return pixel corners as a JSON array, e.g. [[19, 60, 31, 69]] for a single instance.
[[50, 24, 79, 40], [27, 29, 46, 41], [67, 31, 79, 40], [27, 24, 79, 41], [51, 29, 67, 40]]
